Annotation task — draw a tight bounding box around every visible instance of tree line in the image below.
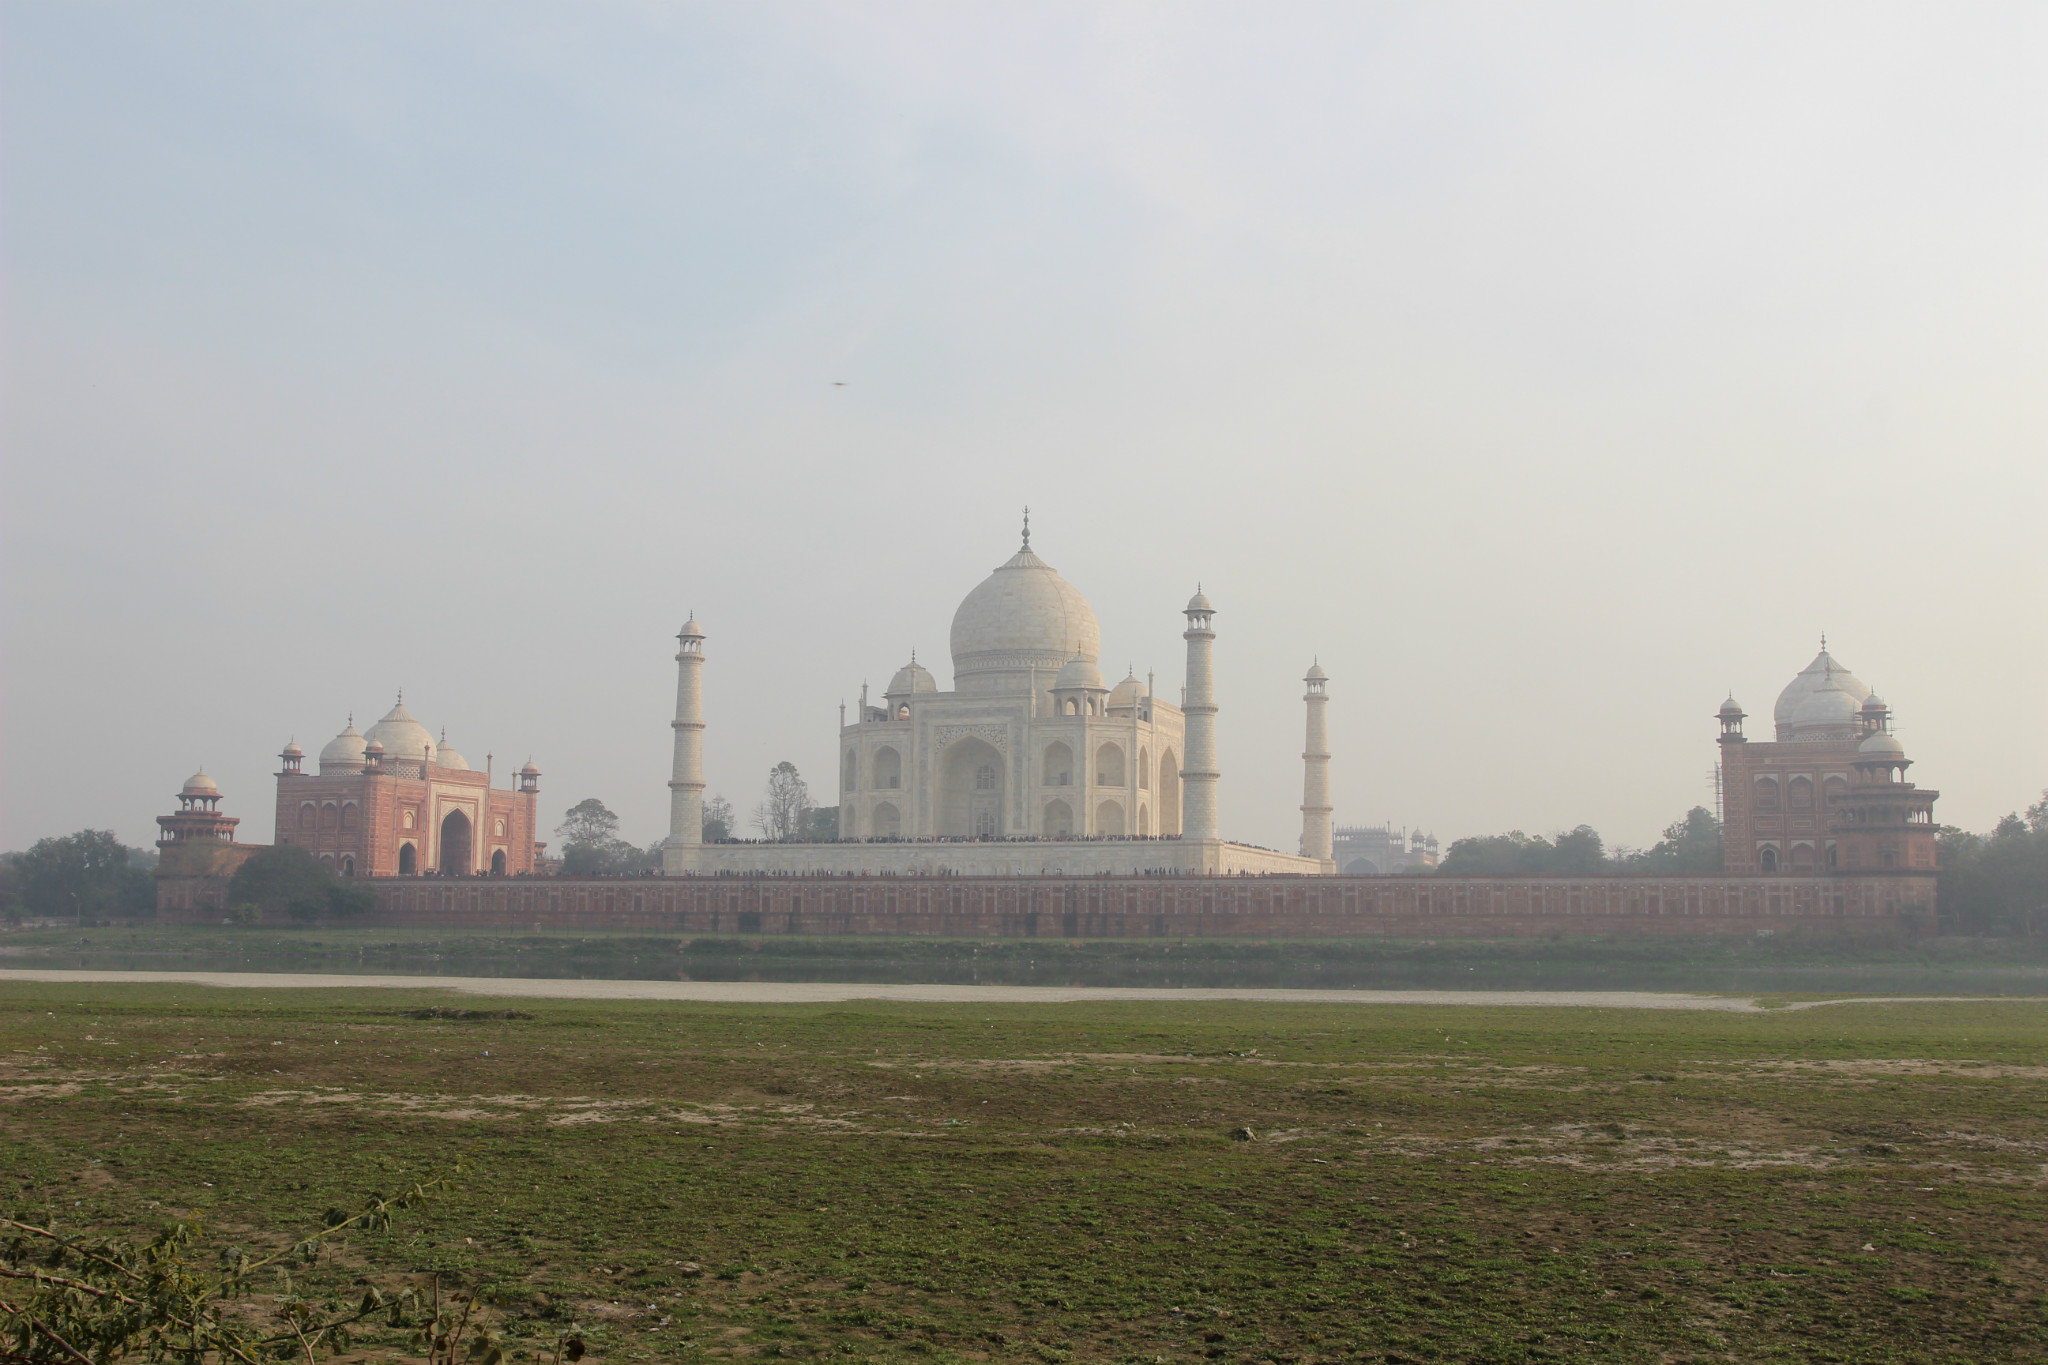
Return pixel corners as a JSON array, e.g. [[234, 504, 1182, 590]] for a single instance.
[[1937, 790, 2048, 935], [1434, 806, 1726, 877], [551, 760, 839, 874]]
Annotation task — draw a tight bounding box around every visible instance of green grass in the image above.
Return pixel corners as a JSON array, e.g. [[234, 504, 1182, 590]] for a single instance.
[[4, 984, 2047, 1362]]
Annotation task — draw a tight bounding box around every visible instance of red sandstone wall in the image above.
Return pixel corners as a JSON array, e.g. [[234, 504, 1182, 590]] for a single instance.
[[159, 872, 1938, 938]]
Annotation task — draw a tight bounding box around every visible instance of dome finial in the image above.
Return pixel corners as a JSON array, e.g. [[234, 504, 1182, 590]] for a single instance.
[[1021, 505, 1030, 549]]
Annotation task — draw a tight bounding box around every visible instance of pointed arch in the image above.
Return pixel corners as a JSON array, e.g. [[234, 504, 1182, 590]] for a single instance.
[[1043, 799, 1074, 838]]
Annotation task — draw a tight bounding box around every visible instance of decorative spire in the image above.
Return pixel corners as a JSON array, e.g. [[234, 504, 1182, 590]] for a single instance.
[[1021, 505, 1031, 550]]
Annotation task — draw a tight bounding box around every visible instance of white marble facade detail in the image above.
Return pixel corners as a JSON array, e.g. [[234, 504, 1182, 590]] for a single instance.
[[836, 526, 1186, 843]]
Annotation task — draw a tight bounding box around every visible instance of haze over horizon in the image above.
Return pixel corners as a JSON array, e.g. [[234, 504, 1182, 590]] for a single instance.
[[3, 3, 2042, 858]]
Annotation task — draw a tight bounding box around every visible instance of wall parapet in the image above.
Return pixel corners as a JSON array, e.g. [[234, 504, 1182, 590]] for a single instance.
[[157, 871, 1938, 938]]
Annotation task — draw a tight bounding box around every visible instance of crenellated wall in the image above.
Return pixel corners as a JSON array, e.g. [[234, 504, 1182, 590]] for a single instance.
[[157, 871, 1939, 938]]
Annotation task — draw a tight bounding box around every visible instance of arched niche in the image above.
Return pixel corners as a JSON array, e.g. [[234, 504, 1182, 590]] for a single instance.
[[1042, 741, 1073, 788], [1096, 800, 1125, 836], [398, 843, 418, 875], [439, 809, 473, 876], [939, 738, 1003, 837], [1096, 743, 1125, 786], [873, 802, 902, 837], [873, 746, 902, 791], [1138, 748, 1150, 790], [1043, 798, 1074, 839], [490, 849, 507, 875]]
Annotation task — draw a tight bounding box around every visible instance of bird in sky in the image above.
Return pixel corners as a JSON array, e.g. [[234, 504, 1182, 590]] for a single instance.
[[832, 381, 848, 387]]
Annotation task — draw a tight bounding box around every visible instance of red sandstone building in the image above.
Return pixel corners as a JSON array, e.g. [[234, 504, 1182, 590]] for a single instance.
[[274, 699, 544, 876], [1718, 645, 1939, 875]]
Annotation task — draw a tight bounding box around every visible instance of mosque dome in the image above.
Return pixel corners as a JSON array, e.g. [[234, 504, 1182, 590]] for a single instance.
[[1054, 656, 1106, 691], [1859, 730, 1907, 759], [1719, 695, 1745, 717], [281, 740, 304, 759], [319, 723, 368, 773], [885, 658, 938, 698], [1107, 671, 1146, 711], [1773, 647, 1871, 737], [949, 539, 1100, 687], [181, 769, 218, 796], [1305, 662, 1328, 682], [1789, 683, 1862, 735], [434, 730, 470, 770], [365, 699, 435, 762], [1186, 590, 1214, 613]]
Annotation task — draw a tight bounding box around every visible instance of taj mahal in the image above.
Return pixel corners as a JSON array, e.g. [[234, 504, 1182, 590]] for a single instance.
[[660, 516, 1336, 877]]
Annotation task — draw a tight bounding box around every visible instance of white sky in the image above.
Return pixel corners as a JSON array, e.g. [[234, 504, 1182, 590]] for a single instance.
[[3, 2, 2043, 856]]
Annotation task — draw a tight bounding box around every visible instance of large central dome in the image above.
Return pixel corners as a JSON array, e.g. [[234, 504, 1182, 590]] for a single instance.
[[949, 540, 1101, 693]]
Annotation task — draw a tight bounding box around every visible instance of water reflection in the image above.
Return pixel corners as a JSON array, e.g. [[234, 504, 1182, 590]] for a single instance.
[[15, 930, 2048, 995]]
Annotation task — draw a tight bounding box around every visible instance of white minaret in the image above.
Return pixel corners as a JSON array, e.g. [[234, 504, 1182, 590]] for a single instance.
[[1300, 661, 1333, 869], [664, 614, 707, 871], [1181, 589, 1220, 842]]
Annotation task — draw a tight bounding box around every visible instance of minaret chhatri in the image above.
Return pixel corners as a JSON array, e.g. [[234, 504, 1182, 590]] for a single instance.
[[664, 613, 707, 871], [1180, 588, 1220, 842], [1300, 661, 1332, 868]]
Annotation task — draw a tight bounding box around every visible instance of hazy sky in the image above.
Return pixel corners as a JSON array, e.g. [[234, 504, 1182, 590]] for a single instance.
[[3, 2, 2042, 858]]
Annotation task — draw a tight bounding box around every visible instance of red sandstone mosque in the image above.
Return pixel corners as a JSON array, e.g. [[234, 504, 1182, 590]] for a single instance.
[[1716, 643, 1939, 876]]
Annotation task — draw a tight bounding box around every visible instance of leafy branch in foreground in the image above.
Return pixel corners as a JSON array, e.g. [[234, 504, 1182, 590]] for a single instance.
[[0, 1166, 475, 1365]]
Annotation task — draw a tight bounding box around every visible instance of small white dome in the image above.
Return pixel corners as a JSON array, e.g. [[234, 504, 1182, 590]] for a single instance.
[[281, 740, 304, 758], [519, 758, 540, 775], [1054, 656, 1106, 691], [1186, 590, 1214, 613], [435, 732, 470, 770], [1107, 672, 1145, 710], [1859, 730, 1907, 758], [886, 658, 938, 697], [1862, 694, 1889, 713], [1719, 695, 1744, 716], [364, 699, 435, 762], [319, 724, 368, 773], [678, 614, 705, 640], [1305, 662, 1328, 682], [181, 769, 218, 795]]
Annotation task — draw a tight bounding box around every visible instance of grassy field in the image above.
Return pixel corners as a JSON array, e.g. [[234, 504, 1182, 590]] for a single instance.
[[3, 984, 2045, 1364], [9, 922, 2048, 993]]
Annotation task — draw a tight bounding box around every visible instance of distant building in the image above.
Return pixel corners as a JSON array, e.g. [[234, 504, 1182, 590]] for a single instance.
[[1331, 824, 1438, 875], [276, 698, 545, 876], [1717, 644, 1939, 875]]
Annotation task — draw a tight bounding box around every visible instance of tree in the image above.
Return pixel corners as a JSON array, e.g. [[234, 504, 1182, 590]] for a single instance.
[[226, 845, 372, 922], [752, 762, 814, 842], [554, 799, 647, 875], [12, 831, 155, 920], [555, 799, 622, 848], [1437, 830, 1572, 876], [1615, 807, 1725, 874], [1938, 789, 2048, 935], [702, 795, 736, 843], [806, 806, 840, 842]]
